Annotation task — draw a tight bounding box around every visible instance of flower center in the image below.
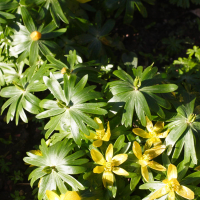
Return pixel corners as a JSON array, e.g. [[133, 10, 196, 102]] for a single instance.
[[104, 161, 113, 172], [164, 179, 180, 191], [96, 131, 105, 139], [149, 131, 157, 137], [30, 31, 42, 41]]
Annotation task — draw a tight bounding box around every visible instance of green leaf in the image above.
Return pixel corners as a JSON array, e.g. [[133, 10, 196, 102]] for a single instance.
[[46, 55, 67, 69], [20, 7, 36, 33], [41, 28, 67, 39], [43, 74, 65, 102], [140, 84, 178, 93], [113, 135, 125, 154], [29, 41, 38, 67], [51, 0, 69, 24]]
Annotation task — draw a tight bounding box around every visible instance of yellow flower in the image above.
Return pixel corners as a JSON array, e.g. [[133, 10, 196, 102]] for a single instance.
[[85, 117, 111, 147], [149, 164, 194, 200], [132, 141, 166, 182], [132, 117, 169, 150], [76, 0, 91, 3], [46, 190, 81, 200], [90, 144, 129, 188]]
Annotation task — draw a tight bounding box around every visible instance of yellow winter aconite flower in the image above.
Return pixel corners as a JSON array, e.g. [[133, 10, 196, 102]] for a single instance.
[[85, 117, 111, 147], [76, 0, 91, 3], [132, 141, 166, 182], [149, 164, 194, 200], [46, 190, 81, 200], [90, 144, 129, 188], [132, 117, 169, 150]]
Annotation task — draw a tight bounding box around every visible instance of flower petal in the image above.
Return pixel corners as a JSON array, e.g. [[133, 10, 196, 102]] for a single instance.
[[153, 121, 164, 133], [144, 139, 154, 150], [132, 141, 142, 159], [167, 164, 177, 180], [46, 190, 60, 200], [149, 186, 169, 200], [146, 116, 153, 132], [30, 150, 42, 156], [64, 191, 81, 200], [85, 132, 97, 139], [132, 128, 150, 138], [175, 185, 194, 200], [93, 139, 103, 147], [102, 121, 111, 141], [168, 191, 175, 200], [94, 117, 104, 131], [157, 130, 169, 138], [90, 149, 106, 165], [102, 171, 115, 188], [112, 167, 129, 176], [106, 144, 113, 162], [112, 154, 128, 166], [147, 161, 166, 171], [144, 145, 166, 160], [141, 165, 149, 182], [93, 166, 105, 174]]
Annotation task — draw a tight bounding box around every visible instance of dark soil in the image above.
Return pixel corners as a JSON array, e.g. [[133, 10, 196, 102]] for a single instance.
[[1, 0, 200, 199]]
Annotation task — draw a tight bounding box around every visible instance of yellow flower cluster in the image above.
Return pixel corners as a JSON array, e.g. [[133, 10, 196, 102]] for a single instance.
[[46, 190, 81, 200]]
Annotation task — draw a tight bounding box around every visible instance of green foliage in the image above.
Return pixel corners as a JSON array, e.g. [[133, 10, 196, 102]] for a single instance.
[[24, 139, 87, 200], [169, 0, 200, 8], [108, 65, 178, 127], [0, 0, 200, 200]]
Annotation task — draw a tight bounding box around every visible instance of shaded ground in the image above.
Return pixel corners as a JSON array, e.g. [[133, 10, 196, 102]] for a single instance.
[[1, 1, 200, 199]]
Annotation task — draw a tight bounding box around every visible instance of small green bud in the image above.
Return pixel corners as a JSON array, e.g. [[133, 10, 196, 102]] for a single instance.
[[133, 76, 141, 90], [42, 166, 52, 174], [187, 113, 196, 123]]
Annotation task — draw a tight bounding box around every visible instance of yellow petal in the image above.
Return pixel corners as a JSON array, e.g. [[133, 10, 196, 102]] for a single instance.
[[167, 164, 177, 180], [102, 121, 111, 141], [132, 141, 142, 159], [146, 116, 153, 132], [76, 0, 91, 3], [102, 171, 115, 188], [151, 138, 162, 146], [195, 165, 200, 171], [85, 132, 97, 139], [64, 191, 81, 200], [132, 128, 150, 138], [144, 139, 154, 150], [90, 149, 106, 165], [153, 121, 164, 133], [141, 165, 149, 182], [149, 186, 169, 200], [94, 117, 104, 131], [168, 191, 175, 200], [112, 167, 129, 176], [112, 154, 128, 166], [147, 161, 166, 171], [60, 194, 65, 200], [157, 130, 169, 138], [143, 145, 166, 160], [93, 166, 105, 174], [144, 138, 162, 150], [46, 190, 60, 200], [93, 140, 103, 147], [106, 144, 113, 162], [30, 150, 42, 156], [175, 185, 194, 200]]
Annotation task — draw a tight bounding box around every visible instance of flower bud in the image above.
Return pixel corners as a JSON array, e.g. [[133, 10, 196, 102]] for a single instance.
[[30, 31, 42, 41]]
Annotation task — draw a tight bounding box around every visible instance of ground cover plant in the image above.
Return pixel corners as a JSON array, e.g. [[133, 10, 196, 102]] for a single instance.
[[1, 0, 200, 200]]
